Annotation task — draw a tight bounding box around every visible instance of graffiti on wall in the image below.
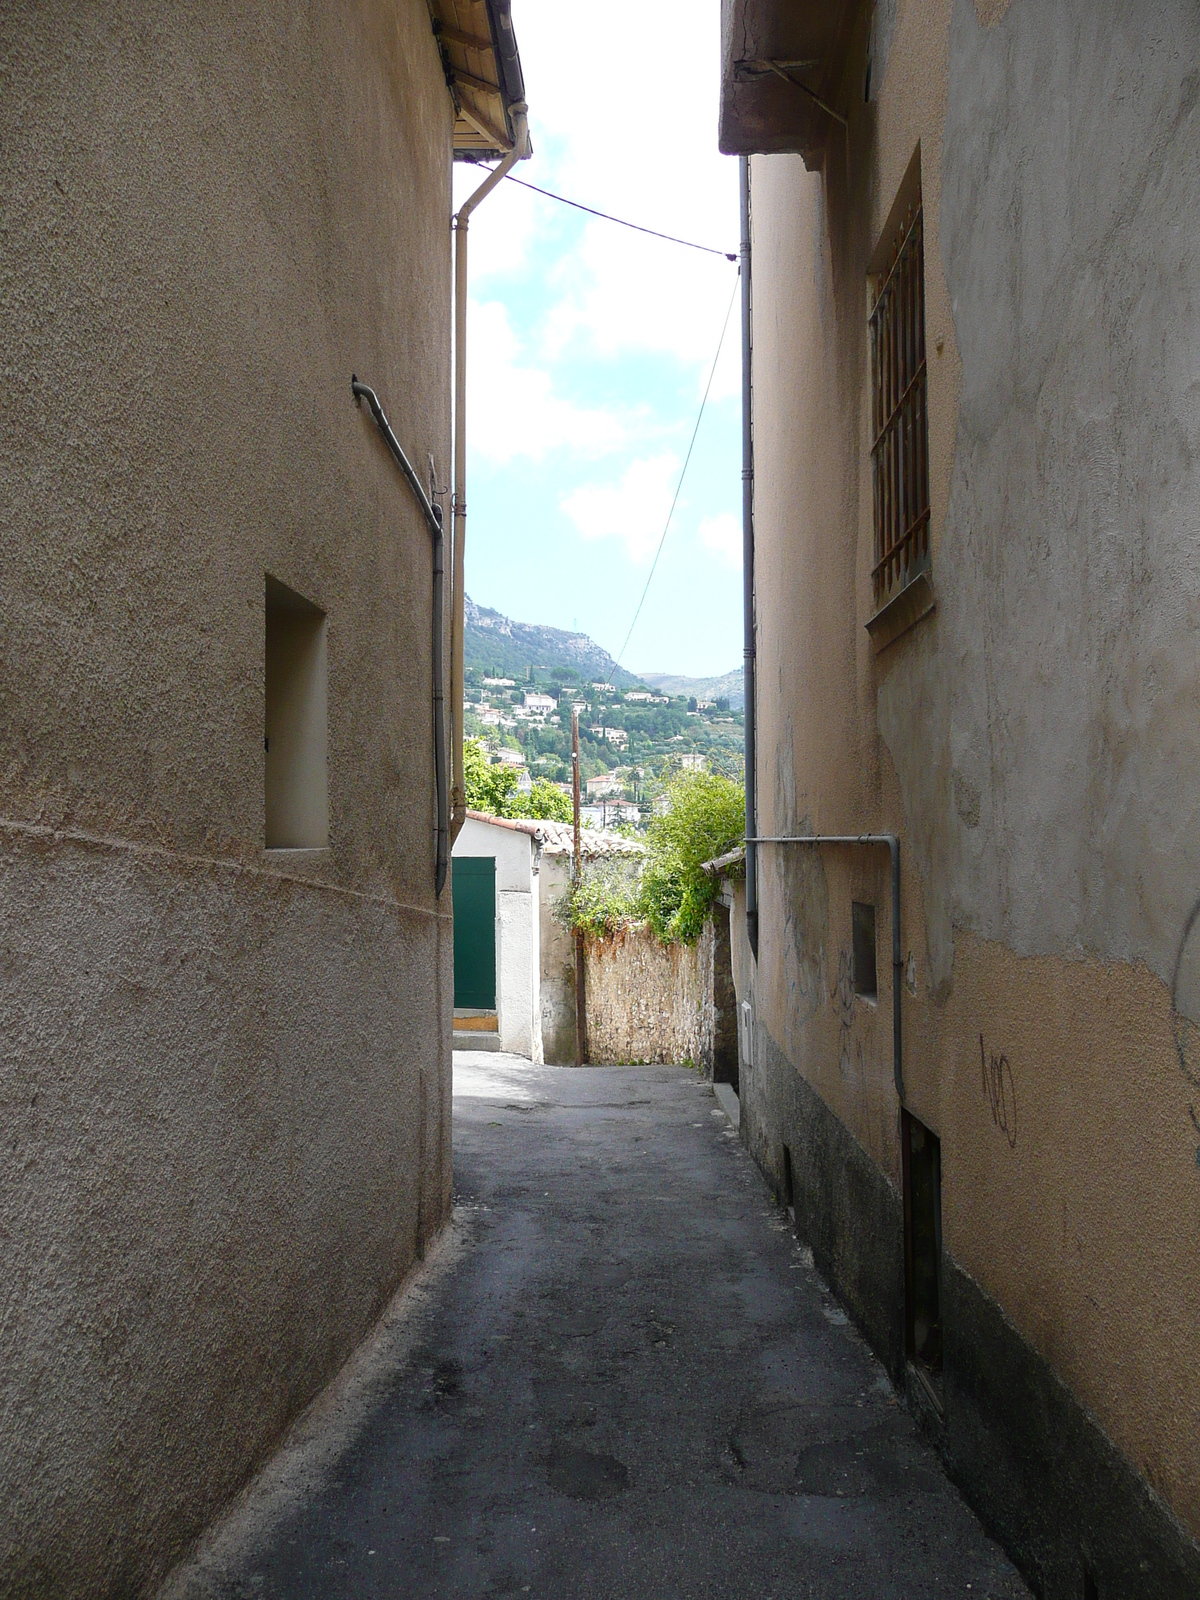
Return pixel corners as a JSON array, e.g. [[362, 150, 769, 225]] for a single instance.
[[1169, 895, 1200, 1173], [979, 1034, 1017, 1149], [831, 947, 866, 1089]]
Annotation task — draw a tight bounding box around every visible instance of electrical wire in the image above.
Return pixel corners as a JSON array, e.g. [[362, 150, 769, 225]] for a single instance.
[[614, 272, 741, 673], [502, 174, 737, 261]]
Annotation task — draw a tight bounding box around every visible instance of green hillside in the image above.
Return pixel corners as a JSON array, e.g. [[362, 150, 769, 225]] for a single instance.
[[462, 597, 744, 807], [465, 596, 639, 689], [640, 668, 744, 710]]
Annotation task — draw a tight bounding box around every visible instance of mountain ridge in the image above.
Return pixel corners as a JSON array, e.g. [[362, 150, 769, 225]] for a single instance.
[[465, 596, 638, 688], [464, 595, 744, 708], [640, 668, 743, 709]]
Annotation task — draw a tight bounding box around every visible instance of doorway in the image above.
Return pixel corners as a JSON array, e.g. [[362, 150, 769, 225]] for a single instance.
[[453, 857, 496, 1010], [902, 1110, 943, 1407]]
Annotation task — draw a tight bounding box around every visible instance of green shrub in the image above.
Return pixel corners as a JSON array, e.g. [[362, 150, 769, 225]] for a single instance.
[[464, 739, 573, 823], [554, 857, 642, 938], [556, 771, 744, 947], [639, 771, 745, 944], [463, 737, 519, 815]]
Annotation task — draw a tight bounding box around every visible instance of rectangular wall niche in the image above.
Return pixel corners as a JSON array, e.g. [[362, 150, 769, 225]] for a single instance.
[[903, 1111, 943, 1404], [265, 575, 328, 850], [852, 901, 877, 998]]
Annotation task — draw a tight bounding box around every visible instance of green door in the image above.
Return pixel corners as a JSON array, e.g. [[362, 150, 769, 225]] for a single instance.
[[453, 856, 496, 1009]]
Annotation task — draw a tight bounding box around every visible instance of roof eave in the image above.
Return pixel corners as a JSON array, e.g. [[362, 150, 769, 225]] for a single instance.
[[718, 0, 856, 166], [429, 0, 528, 161]]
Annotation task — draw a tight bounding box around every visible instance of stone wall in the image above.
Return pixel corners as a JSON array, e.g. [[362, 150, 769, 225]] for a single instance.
[[583, 923, 716, 1069]]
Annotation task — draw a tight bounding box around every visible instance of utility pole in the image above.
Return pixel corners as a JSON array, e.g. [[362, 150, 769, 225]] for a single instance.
[[572, 705, 586, 1068]]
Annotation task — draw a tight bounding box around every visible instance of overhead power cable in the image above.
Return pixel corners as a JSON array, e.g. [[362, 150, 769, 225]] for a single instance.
[[501, 173, 737, 261], [614, 272, 741, 673]]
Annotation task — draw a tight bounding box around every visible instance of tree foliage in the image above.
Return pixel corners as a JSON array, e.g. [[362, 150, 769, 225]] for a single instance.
[[556, 771, 745, 946], [638, 771, 745, 943], [510, 779, 573, 823], [463, 738, 573, 823], [463, 737, 519, 815]]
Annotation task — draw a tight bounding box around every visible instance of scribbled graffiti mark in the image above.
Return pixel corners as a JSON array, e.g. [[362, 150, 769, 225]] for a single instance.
[[832, 948, 855, 1034], [1171, 898, 1200, 1089], [1169, 899, 1200, 1172], [831, 949, 865, 1087], [979, 1034, 1017, 1150]]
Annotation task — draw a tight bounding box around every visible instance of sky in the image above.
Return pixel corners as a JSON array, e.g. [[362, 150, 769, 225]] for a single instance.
[[454, 0, 743, 680]]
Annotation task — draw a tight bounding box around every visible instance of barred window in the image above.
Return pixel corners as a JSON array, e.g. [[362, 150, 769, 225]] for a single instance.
[[869, 195, 929, 613]]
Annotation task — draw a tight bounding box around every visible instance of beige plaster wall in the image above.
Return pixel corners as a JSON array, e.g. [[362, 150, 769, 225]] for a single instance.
[[747, 0, 1200, 1540], [0, 2, 454, 1593]]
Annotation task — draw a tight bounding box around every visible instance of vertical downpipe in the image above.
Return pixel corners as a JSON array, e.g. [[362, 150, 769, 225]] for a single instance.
[[740, 155, 759, 960], [572, 705, 585, 1067]]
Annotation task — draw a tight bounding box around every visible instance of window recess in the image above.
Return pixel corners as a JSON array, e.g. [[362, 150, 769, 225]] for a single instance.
[[264, 575, 328, 850], [869, 176, 930, 615]]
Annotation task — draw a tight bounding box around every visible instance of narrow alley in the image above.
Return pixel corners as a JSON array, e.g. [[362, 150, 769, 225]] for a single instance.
[[165, 1055, 1028, 1600]]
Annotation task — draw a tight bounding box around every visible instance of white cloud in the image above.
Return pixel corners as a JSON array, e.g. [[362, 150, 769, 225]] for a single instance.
[[540, 223, 741, 399], [467, 300, 630, 464], [698, 512, 742, 565], [561, 456, 680, 563], [458, 0, 740, 390]]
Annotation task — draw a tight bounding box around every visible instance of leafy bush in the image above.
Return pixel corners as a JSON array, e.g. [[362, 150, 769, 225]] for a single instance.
[[554, 858, 642, 938], [555, 770, 744, 946], [639, 771, 745, 944], [463, 737, 519, 815]]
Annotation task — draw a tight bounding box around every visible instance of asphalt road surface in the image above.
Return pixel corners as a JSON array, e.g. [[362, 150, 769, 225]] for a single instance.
[[164, 1054, 1029, 1600]]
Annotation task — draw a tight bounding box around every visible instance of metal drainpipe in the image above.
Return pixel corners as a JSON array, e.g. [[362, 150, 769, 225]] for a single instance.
[[747, 834, 905, 1106], [351, 376, 449, 897], [740, 155, 759, 961], [450, 103, 531, 839]]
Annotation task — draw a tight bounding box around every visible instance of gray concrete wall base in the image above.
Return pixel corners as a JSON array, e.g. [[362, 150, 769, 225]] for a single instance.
[[745, 1028, 907, 1383], [741, 1028, 1200, 1599], [945, 1261, 1200, 1600]]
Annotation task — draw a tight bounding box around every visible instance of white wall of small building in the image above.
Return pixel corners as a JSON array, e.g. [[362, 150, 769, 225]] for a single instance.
[[453, 817, 543, 1063]]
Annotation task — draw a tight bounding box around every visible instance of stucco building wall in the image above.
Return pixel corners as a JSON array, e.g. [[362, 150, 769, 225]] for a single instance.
[[0, 4, 454, 1594], [739, 0, 1200, 1590]]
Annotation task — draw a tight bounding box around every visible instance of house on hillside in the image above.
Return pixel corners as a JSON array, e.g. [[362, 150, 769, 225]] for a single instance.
[[0, 4, 526, 1593], [721, 1, 1200, 1592]]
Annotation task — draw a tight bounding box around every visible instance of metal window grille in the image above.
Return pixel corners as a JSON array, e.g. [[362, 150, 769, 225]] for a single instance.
[[869, 205, 929, 611]]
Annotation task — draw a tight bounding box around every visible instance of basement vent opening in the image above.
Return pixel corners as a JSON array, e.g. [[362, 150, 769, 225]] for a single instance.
[[782, 1144, 795, 1221], [903, 1111, 943, 1405], [852, 901, 877, 998], [265, 575, 328, 851]]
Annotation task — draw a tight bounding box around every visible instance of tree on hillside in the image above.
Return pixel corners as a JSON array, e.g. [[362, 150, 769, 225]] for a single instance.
[[463, 738, 572, 823], [510, 780, 572, 823], [464, 737, 519, 815]]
